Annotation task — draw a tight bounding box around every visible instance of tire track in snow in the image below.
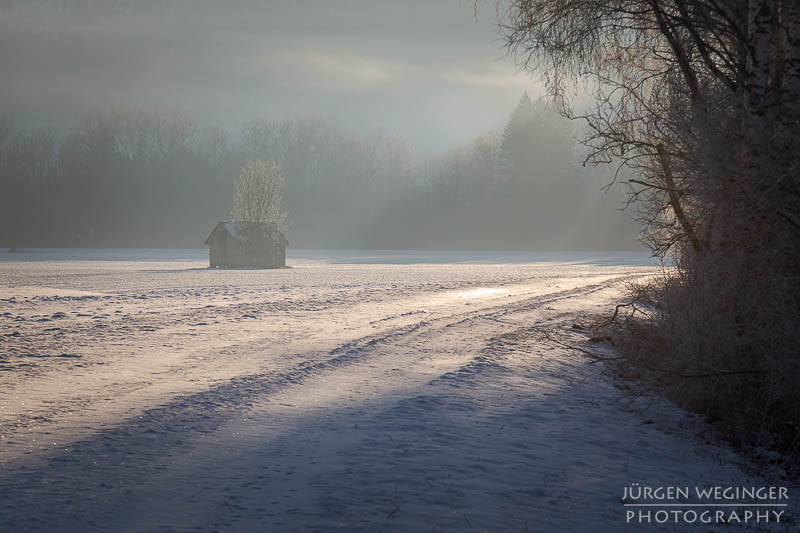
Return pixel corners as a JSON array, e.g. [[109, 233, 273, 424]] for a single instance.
[[0, 274, 645, 531]]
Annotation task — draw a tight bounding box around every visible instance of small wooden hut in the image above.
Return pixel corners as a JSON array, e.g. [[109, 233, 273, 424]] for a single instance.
[[204, 221, 288, 268]]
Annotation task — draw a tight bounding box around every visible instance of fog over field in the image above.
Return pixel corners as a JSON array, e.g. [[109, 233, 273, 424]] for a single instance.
[[1, 1, 533, 147], [0, 0, 637, 250]]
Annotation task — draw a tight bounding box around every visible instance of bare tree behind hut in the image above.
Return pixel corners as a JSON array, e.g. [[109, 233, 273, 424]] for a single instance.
[[233, 159, 285, 226]]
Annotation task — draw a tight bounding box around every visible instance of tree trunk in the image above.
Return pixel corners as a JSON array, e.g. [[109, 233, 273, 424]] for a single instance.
[[657, 144, 704, 255], [748, 0, 776, 110], [783, 0, 800, 117]]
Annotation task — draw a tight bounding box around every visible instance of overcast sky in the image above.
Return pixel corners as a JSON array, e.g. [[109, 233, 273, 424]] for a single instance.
[[0, 0, 544, 153]]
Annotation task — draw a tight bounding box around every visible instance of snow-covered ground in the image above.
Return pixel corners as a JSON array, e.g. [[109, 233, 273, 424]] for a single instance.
[[0, 249, 792, 531]]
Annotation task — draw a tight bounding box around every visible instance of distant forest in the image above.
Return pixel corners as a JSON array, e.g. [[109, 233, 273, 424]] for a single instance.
[[0, 95, 639, 250]]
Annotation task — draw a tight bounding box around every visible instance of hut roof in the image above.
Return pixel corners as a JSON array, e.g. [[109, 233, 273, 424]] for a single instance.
[[204, 221, 287, 246]]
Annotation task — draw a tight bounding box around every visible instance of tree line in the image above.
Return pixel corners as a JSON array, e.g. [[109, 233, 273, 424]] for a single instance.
[[501, 1, 800, 459], [0, 95, 637, 250]]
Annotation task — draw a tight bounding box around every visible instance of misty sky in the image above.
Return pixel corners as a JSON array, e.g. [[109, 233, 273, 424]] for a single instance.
[[0, 0, 544, 154]]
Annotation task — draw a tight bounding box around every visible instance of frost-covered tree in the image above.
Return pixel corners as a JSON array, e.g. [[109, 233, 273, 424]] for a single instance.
[[499, 0, 800, 454]]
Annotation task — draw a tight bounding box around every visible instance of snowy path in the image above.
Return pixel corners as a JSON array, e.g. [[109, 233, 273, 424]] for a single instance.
[[0, 250, 788, 531]]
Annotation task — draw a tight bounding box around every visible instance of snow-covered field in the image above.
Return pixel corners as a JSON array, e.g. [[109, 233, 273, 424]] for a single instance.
[[0, 249, 791, 531]]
